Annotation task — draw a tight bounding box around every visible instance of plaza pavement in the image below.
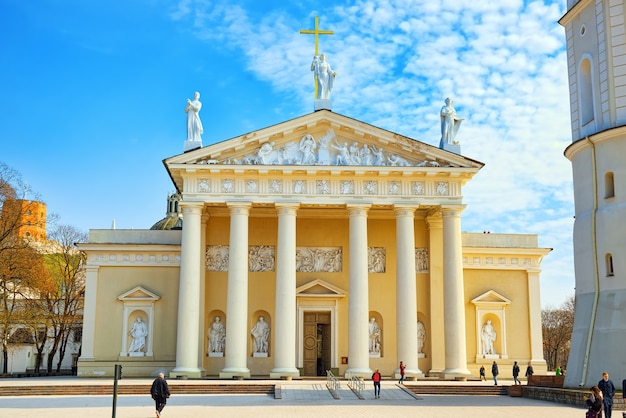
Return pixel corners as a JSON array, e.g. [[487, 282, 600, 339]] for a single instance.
[[0, 377, 587, 418]]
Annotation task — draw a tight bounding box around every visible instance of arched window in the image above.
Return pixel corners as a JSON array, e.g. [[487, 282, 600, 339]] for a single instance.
[[606, 253, 614, 277], [605, 172, 615, 198], [579, 58, 594, 126]]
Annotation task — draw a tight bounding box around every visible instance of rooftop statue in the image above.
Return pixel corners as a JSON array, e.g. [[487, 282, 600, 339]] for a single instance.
[[311, 54, 336, 100], [185, 91, 203, 143], [439, 97, 463, 148]]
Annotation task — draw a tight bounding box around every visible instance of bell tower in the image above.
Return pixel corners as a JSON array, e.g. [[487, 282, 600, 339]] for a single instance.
[[560, 0, 626, 388]]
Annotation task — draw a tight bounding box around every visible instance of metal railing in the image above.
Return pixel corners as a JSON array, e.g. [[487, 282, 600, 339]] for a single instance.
[[326, 369, 340, 394], [347, 374, 365, 397]]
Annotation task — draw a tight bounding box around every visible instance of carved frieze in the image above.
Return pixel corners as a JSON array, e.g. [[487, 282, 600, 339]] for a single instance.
[[415, 248, 429, 273], [296, 247, 342, 272], [368, 247, 386, 273]]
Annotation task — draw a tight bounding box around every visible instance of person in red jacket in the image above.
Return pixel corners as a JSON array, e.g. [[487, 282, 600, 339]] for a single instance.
[[372, 369, 382, 399]]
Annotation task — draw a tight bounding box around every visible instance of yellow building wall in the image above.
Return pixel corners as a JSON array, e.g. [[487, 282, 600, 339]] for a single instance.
[[94, 266, 179, 361]]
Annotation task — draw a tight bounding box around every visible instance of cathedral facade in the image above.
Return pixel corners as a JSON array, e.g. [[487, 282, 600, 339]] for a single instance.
[[77, 110, 548, 379]]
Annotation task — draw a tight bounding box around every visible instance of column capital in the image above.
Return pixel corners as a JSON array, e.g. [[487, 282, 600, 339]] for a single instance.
[[226, 201, 252, 215], [179, 201, 204, 214], [393, 204, 417, 217], [275, 202, 300, 215], [346, 204, 371, 216], [440, 204, 467, 218], [426, 213, 443, 229]]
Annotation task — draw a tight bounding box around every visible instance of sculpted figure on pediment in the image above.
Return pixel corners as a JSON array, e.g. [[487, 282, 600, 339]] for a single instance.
[[224, 133, 453, 168]]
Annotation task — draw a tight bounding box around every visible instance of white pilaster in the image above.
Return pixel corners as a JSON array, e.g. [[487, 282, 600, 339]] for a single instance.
[[172, 202, 204, 378], [78, 266, 99, 361], [426, 214, 445, 376], [220, 202, 251, 378], [270, 203, 300, 378], [442, 206, 471, 377], [394, 206, 423, 378], [198, 210, 209, 370], [527, 270, 545, 363], [345, 204, 372, 378]]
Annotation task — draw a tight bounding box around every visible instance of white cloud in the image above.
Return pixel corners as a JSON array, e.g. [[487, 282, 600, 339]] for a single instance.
[[170, 0, 575, 307]]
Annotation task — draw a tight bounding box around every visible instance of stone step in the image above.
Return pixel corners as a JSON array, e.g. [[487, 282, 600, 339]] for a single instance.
[[0, 384, 275, 397], [404, 384, 509, 396]]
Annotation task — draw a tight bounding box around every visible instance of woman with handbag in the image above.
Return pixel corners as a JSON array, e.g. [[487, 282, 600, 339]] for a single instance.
[[584, 385, 603, 418]]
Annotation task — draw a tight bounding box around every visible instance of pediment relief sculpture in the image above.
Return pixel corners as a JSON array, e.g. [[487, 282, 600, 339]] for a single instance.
[[199, 131, 448, 168]]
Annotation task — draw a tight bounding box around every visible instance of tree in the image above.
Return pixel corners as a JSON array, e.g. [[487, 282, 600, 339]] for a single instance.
[[542, 296, 574, 372], [42, 225, 87, 373], [0, 162, 51, 373]]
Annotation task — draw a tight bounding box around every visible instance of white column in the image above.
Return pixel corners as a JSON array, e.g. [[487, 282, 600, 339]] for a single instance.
[[198, 209, 209, 370], [220, 202, 251, 378], [78, 266, 98, 361], [172, 202, 204, 378], [426, 214, 445, 376], [345, 204, 372, 378], [527, 270, 545, 363], [394, 206, 422, 378], [270, 203, 300, 378], [442, 206, 471, 377]]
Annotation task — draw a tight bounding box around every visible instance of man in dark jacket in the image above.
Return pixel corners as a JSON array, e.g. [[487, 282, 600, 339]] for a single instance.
[[491, 361, 499, 386], [151, 372, 170, 418], [598, 371, 616, 418]]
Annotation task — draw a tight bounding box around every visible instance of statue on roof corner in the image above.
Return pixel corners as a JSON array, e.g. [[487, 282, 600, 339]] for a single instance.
[[185, 91, 203, 143], [439, 97, 463, 148], [311, 54, 336, 100]]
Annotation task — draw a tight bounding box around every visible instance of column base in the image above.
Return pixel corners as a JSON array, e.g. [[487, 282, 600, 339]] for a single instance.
[[394, 368, 424, 380], [170, 367, 204, 379], [345, 367, 372, 379], [443, 367, 471, 380], [219, 367, 251, 379], [269, 368, 300, 379]]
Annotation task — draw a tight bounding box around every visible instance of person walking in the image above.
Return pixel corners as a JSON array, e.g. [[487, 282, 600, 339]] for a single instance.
[[598, 371, 616, 418], [491, 361, 499, 386], [525, 361, 534, 384], [398, 361, 406, 384], [584, 385, 604, 418], [151, 372, 170, 417], [372, 369, 382, 399], [512, 361, 521, 385], [479, 365, 486, 381]]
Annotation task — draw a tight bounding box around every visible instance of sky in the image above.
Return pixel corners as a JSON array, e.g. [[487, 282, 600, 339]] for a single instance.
[[1, 0, 574, 308]]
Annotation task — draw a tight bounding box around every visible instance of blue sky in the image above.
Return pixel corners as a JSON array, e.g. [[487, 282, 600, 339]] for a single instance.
[[1, 0, 573, 308]]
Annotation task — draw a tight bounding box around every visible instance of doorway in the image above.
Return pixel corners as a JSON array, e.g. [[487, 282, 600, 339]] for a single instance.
[[303, 311, 331, 376]]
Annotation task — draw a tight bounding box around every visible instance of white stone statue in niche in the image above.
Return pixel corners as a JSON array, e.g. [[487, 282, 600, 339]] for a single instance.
[[368, 317, 382, 354], [208, 316, 226, 354], [185, 91, 203, 142], [128, 316, 148, 353], [251, 316, 270, 354], [311, 53, 336, 100], [481, 319, 497, 356], [417, 320, 426, 355], [439, 97, 463, 148]]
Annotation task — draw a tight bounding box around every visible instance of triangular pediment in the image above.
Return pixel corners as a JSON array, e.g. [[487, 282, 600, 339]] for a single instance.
[[296, 279, 346, 298], [117, 286, 161, 301], [165, 110, 482, 175], [471, 290, 511, 305]]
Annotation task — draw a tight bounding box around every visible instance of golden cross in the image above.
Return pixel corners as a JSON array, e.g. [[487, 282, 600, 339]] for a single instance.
[[300, 16, 334, 98]]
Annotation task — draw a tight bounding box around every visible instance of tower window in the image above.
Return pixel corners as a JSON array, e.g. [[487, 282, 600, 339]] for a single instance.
[[606, 253, 614, 277], [604, 172, 614, 198], [580, 58, 594, 126], [580, 25, 586, 36]]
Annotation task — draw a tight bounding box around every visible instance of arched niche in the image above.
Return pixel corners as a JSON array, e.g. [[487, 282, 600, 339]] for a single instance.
[[471, 290, 511, 362], [117, 286, 160, 357], [250, 310, 271, 357], [207, 310, 226, 357], [368, 311, 383, 358]]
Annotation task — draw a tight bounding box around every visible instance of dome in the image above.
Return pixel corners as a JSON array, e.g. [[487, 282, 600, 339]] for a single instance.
[[150, 193, 183, 230]]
